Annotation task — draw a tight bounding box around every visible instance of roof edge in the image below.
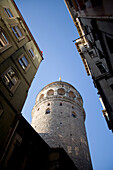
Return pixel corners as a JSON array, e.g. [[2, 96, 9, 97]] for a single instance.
[[11, 0, 44, 60]]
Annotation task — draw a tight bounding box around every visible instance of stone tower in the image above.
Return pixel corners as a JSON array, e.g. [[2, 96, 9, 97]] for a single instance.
[[31, 81, 92, 170]]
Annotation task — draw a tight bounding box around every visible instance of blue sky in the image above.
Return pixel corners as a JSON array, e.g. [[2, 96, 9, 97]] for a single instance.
[[15, 1, 113, 169]]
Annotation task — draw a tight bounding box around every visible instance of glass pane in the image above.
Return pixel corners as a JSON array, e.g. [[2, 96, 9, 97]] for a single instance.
[[7, 8, 13, 17], [0, 32, 9, 47], [11, 27, 19, 39], [12, 76, 18, 85], [19, 59, 25, 70], [1, 32, 9, 44], [15, 26, 22, 37], [2, 75, 10, 85], [5, 8, 13, 17], [29, 48, 34, 58], [46, 109, 50, 114], [0, 40, 4, 47], [22, 56, 28, 67], [7, 81, 14, 89], [8, 69, 15, 78]]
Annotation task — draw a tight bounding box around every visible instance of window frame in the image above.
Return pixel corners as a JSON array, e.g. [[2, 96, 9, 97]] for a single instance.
[[18, 54, 30, 72], [96, 62, 108, 74], [1, 67, 20, 93], [0, 28, 11, 53], [0, 102, 4, 117], [45, 108, 50, 114], [4, 8, 14, 18], [28, 47, 35, 59], [72, 111, 76, 118], [106, 36, 113, 55], [11, 25, 24, 41]]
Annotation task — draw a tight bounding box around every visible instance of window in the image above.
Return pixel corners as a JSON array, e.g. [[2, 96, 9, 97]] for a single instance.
[[0, 102, 3, 117], [72, 111, 76, 118], [1, 67, 19, 92], [47, 89, 54, 96], [39, 94, 44, 100], [96, 62, 108, 74], [69, 91, 75, 98], [11, 26, 23, 39], [47, 103, 50, 106], [4, 8, 13, 18], [60, 103, 62, 106], [18, 55, 29, 70], [45, 108, 50, 114], [106, 36, 113, 54], [0, 30, 9, 48], [57, 88, 65, 95], [68, 0, 73, 7], [28, 48, 35, 59], [110, 84, 113, 91]]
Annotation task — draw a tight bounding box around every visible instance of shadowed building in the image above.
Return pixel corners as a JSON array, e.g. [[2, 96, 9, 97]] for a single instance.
[[64, 0, 113, 131], [0, 0, 43, 160]]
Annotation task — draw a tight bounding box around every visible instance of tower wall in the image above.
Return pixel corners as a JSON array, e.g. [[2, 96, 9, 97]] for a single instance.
[[31, 81, 92, 170]]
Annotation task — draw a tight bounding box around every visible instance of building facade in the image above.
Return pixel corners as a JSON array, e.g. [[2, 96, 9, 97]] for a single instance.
[[0, 115, 77, 170], [64, 0, 113, 131], [31, 81, 92, 170], [0, 0, 43, 159]]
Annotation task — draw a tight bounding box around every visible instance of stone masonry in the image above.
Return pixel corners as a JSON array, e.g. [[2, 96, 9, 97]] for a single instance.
[[31, 81, 92, 170]]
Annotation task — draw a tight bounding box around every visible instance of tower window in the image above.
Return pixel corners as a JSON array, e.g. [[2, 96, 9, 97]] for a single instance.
[[39, 94, 44, 100], [72, 112, 76, 118], [47, 89, 54, 96], [4, 8, 13, 18], [45, 108, 50, 114], [18, 55, 29, 70], [0, 31, 9, 48], [69, 91, 75, 99], [57, 88, 65, 95]]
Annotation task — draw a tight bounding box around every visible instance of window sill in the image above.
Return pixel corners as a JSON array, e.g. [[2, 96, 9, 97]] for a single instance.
[[0, 44, 12, 53], [17, 36, 25, 42], [9, 80, 21, 95]]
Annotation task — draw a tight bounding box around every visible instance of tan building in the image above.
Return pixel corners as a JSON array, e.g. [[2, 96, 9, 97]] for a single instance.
[[64, 0, 113, 132], [31, 80, 92, 170], [0, 0, 43, 158]]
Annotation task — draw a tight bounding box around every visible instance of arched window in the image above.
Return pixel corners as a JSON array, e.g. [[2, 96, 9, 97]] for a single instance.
[[39, 94, 44, 100], [69, 91, 75, 99], [45, 108, 50, 114], [57, 88, 65, 95], [72, 111, 76, 118], [47, 89, 54, 96]]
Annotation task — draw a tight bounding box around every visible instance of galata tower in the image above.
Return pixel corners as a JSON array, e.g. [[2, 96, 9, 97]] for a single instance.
[[31, 80, 92, 170]]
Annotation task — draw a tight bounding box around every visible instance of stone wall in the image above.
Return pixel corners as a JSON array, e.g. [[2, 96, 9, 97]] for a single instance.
[[31, 81, 92, 170]]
